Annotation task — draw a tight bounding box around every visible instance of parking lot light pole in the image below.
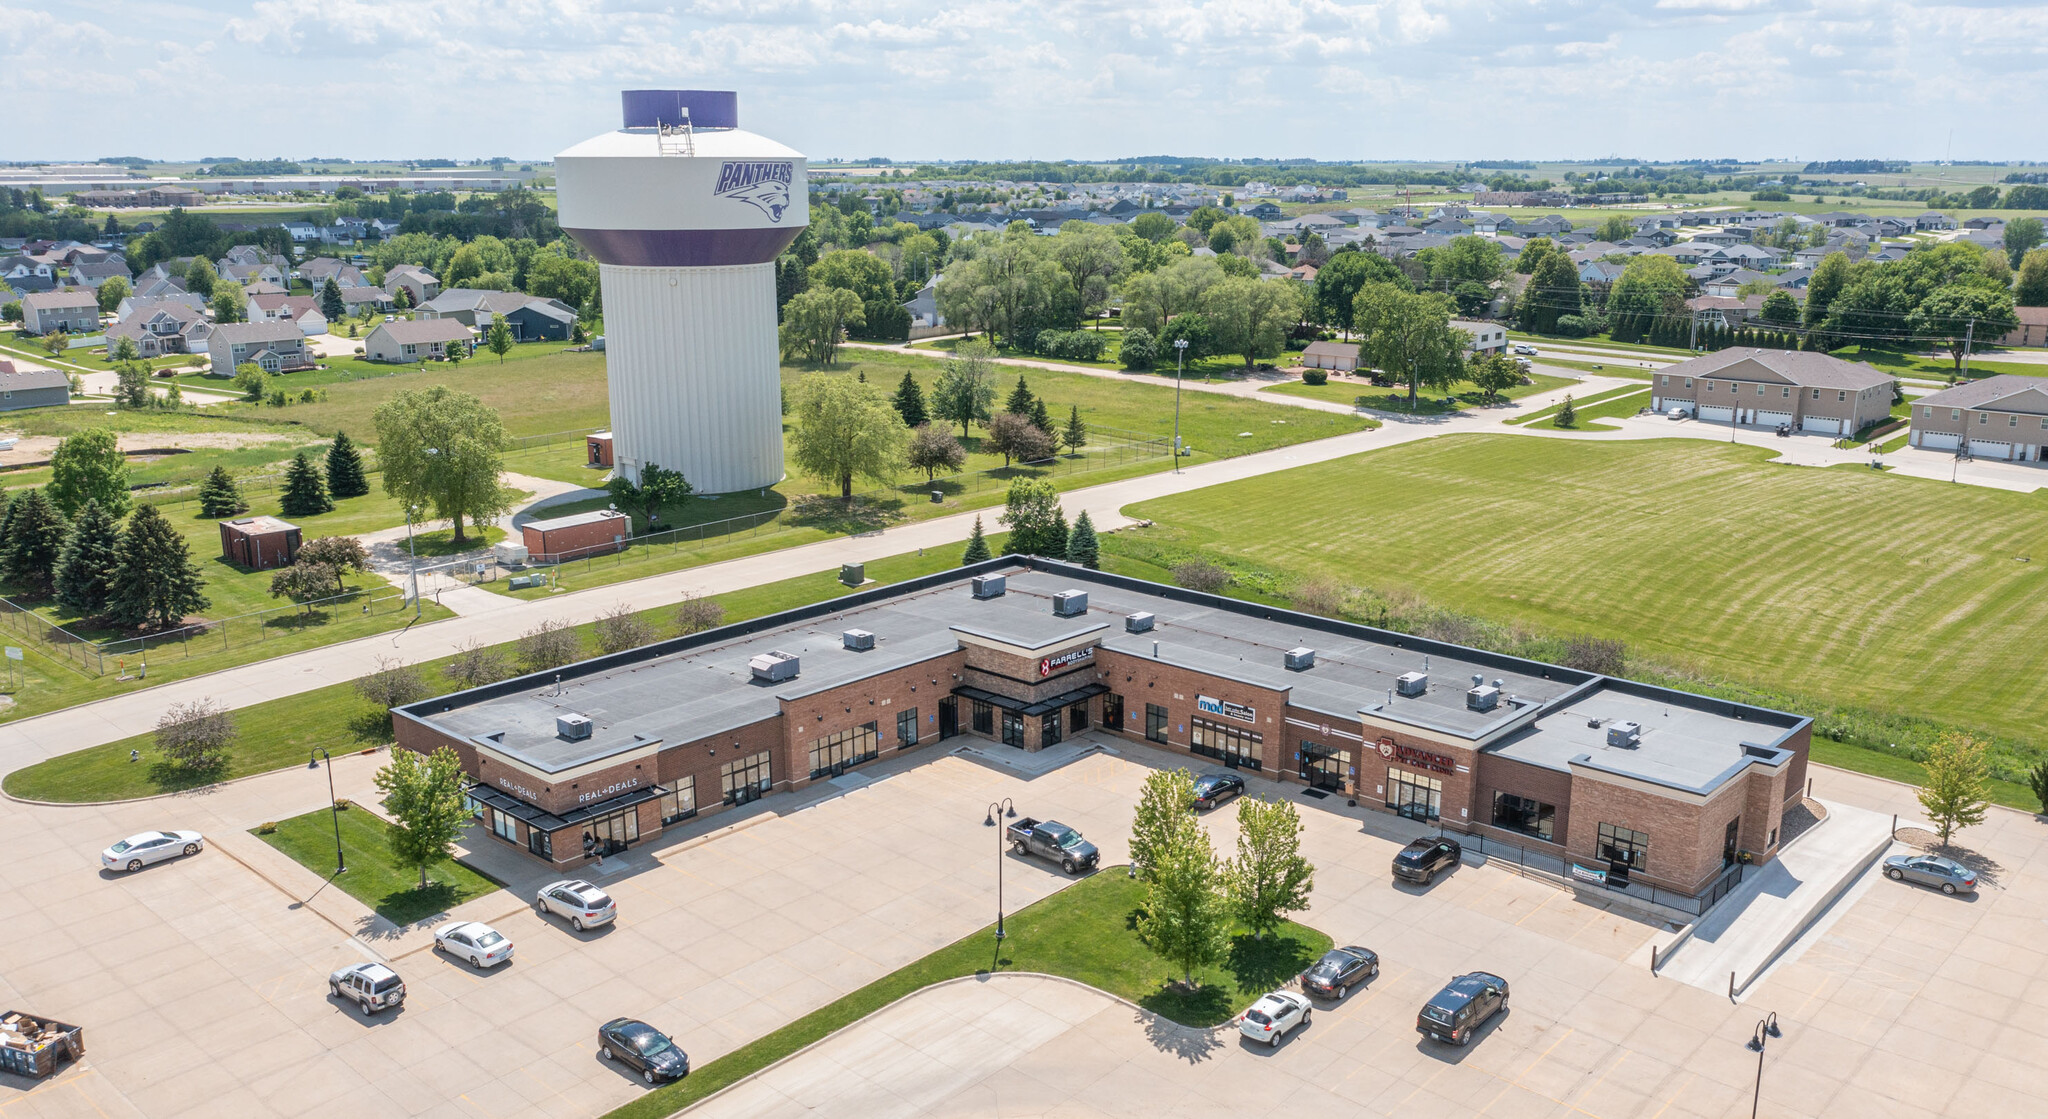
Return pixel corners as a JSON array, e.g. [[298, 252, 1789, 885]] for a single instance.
[[309, 748, 344, 876], [403, 503, 423, 618], [984, 798, 1016, 940], [1172, 338, 1189, 473], [1746, 1011, 1782, 1119]]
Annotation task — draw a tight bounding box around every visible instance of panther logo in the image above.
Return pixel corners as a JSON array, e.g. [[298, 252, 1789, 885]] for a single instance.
[[714, 160, 794, 223]]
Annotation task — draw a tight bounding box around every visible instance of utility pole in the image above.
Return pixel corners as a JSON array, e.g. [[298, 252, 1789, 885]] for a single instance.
[[1689, 310, 1699, 351], [1172, 338, 1189, 473], [1961, 317, 1974, 380]]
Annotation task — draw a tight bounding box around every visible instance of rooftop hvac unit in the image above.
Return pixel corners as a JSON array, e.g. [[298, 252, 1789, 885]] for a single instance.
[[1052, 589, 1088, 617], [971, 574, 1006, 599], [749, 650, 801, 683], [1284, 647, 1316, 672], [1125, 611, 1155, 633], [1396, 671, 1428, 698], [1466, 685, 1501, 712], [1607, 721, 1642, 748], [556, 713, 593, 740], [842, 629, 875, 652]]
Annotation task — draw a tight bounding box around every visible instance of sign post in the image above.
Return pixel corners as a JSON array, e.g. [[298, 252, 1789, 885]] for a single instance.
[[3, 646, 19, 690]]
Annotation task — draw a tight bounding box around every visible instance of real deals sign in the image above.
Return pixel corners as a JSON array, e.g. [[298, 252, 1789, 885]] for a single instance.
[[1197, 694, 1256, 722], [1039, 647, 1093, 677]]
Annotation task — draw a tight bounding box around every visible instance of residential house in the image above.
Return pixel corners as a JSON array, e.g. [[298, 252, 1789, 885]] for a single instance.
[[1684, 294, 1770, 328], [247, 293, 328, 336], [220, 261, 285, 287], [282, 222, 322, 243], [336, 286, 395, 314], [1996, 306, 2048, 348], [364, 318, 474, 363], [1915, 212, 1958, 232], [1577, 260, 1627, 288], [1517, 216, 1575, 237], [1651, 349, 1895, 436], [1703, 270, 1776, 298], [1471, 214, 1518, 235], [116, 290, 206, 319], [1909, 374, 2048, 460], [301, 257, 367, 289], [0, 255, 59, 293], [207, 320, 314, 375], [1421, 217, 1471, 235], [1240, 202, 1283, 220], [416, 289, 576, 340], [383, 265, 439, 307], [1288, 264, 1319, 283], [0, 363, 72, 411], [1962, 217, 2001, 231], [1450, 319, 1507, 354], [106, 298, 212, 357], [903, 275, 943, 329], [1299, 340, 1361, 372], [19, 290, 99, 335], [68, 258, 130, 289]]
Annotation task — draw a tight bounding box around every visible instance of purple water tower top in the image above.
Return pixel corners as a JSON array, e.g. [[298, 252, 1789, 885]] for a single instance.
[[621, 90, 738, 130]]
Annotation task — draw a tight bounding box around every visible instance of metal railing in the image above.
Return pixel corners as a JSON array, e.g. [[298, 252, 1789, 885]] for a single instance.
[[1449, 826, 1744, 919], [0, 586, 410, 678]]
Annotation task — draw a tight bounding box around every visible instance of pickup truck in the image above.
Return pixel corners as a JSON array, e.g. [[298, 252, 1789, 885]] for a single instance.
[[1006, 818, 1099, 874]]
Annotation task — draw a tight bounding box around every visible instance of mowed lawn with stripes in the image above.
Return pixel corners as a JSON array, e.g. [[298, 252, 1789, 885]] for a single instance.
[[1124, 434, 2048, 744]]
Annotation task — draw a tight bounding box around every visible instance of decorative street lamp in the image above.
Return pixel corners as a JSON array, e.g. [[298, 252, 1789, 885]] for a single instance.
[[983, 798, 1017, 940], [1172, 338, 1189, 473], [308, 747, 345, 876], [1746, 1011, 1783, 1119]]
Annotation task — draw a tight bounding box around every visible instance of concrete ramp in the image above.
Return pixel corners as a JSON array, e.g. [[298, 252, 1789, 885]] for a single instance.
[[1656, 799, 1897, 998]]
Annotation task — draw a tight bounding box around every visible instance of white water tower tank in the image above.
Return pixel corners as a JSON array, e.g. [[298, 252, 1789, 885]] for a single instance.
[[556, 90, 809, 493]]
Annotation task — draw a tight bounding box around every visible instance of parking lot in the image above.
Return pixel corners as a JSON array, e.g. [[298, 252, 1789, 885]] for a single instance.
[[2, 738, 2042, 1119]]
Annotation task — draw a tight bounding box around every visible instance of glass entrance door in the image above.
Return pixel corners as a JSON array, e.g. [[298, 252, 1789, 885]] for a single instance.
[[1386, 766, 1443, 821], [938, 698, 958, 739], [1299, 741, 1350, 792], [581, 805, 640, 858], [1041, 709, 1062, 749]]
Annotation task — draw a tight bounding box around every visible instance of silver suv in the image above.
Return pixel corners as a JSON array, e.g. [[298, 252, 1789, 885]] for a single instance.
[[329, 963, 406, 1015]]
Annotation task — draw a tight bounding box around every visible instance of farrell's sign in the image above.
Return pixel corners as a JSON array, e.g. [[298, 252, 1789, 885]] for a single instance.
[[1039, 647, 1093, 677]]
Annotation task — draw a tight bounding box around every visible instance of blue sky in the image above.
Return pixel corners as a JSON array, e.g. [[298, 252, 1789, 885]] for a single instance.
[[9, 0, 2046, 163]]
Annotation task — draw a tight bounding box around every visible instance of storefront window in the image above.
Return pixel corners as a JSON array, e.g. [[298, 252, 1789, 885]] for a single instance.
[[1190, 718, 1262, 770], [581, 805, 639, 858], [896, 707, 919, 748], [489, 806, 517, 843], [1103, 693, 1123, 732], [1042, 708, 1062, 748], [1001, 710, 1025, 748], [528, 827, 551, 860], [972, 699, 994, 735], [1386, 766, 1443, 821], [660, 777, 697, 825], [1068, 701, 1089, 733], [1299, 740, 1349, 791], [1146, 703, 1169, 744], [809, 722, 880, 778], [1491, 792, 1555, 842], [721, 751, 772, 805], [1597, 822, 1650, 870]]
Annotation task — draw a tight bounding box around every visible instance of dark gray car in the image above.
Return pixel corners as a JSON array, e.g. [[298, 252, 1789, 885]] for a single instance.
[[1882, 853, 1977, 895]]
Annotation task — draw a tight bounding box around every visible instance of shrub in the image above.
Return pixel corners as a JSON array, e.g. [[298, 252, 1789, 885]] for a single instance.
[[354, 656, 429, 712], [518, 618, 582, 672], [1172, 560, 1230, 593], [1119, 327, 1158, 371], [1555, 314, 1589, 337], [1290, 576, 1349, 618], [1302, 369, 1328, 386], [333, 798, 353, 811], [257, 822, 277, 834], [675, 594, 726, 634], [593, 602, 657, 655], [1561, 635, 1626, 676], [155, 698, 236, 775], [443, 637, 512, 689]]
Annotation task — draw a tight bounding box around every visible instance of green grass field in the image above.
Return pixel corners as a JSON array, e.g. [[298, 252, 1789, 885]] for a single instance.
[[1263, 372, 1574, 414], [257, 806, 502, 925], [1122, 435, 2048, 750], [602, 870, 1329, 1119], [1522, 387, 1653, 431]]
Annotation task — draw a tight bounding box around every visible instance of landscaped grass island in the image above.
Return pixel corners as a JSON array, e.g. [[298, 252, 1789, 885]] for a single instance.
[[256, 805, 501, 925]]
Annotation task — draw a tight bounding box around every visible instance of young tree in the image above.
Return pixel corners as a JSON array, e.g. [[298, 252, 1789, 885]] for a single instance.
[[320, 276, 345, 320], [999, 477, 1067, 557], [788, 372, 906, 501], [444, 637, 513, 689], [486, 313, 515, 363], [984, 412, 1054, 468], [2016, 248, 2048, 308], [353, 655, 430, 717], [52, 500, 121, 616], [210, 279, 245, 324], [279, 452, 334, 517], [114, 362, 149, 408], [197, 466, 246, 517], [233, 362, 268, 402], [1005, 373, 1037, 418], [891, 369, 929, 427], [1223, 797, 1316, 939], [324, 431, 370, 499], [1353, 284, 1469, 410], [97, 274, 130, 313], [106, 504, 209, 629], [1028, 396, 1055, 435], [778, 287, 865, 365], [46, 426, 131, 518], [270, 560, 338, 605], [606, 462, 693, 532], [1135, 806, 1230, 986], [1129, 768, 1196, 881], [592, 602, 657, 655], [962, 514, 993, 563], [372, 385, 512, 545], [517, 618, 582, 673], [1061, 405, 1088, 455], [2, 489, 69, 595], [297, 536, 371, 594], [1918, 730, 1991, 848], [931, 342, 998, 437], [907, 423, 967, 482], [39, 330, 69, 359], [1555, 394, 1578, 428], [184, 257, 217, 297], [155, 697, 236, 775], [373, 744, 471, 889], [1467, 353, 1523, 404], [110, 334, 142, 363], [674, 594, 726, 635], [1067, 509, 1100, 569]]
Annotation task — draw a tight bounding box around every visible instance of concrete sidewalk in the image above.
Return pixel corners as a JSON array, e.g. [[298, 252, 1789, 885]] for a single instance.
[[1655, 798, 1898, 999]]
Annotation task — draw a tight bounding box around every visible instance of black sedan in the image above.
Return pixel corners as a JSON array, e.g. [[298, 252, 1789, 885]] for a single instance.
[[1299, 946, 1378, 1000], [1192, 772, 1246, 810], [597, 1018, 689, 1084]]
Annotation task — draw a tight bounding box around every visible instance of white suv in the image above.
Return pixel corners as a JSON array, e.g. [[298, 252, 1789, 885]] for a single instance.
[[329, 963, 406, 1015], [536, 879, 617, 931]]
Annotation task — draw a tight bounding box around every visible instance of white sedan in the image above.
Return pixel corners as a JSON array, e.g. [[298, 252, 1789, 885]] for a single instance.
[[102, 830, 204, 872], [434, 921, 514, 969], [1238, 990, 1312, 1046]]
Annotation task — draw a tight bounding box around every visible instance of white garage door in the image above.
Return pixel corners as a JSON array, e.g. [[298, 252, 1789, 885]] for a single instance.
[[1757, 411, 1794, 427], [1917, 430, 1960, 451], [1698, 406, 1733, 422], [1970, 439, 2013, 460], [1801, 415, 1841, 435]]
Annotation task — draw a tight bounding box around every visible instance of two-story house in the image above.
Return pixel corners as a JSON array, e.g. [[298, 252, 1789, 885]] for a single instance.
[[19, 290, 100, 335], [207, 320, 314, 375]]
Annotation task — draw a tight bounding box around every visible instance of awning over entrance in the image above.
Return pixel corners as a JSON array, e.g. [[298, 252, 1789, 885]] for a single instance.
[[952, 682, 1108, 719], [466, 781, 669, 833]]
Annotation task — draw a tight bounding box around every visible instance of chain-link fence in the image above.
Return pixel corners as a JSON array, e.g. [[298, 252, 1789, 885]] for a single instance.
[[0, 587, 412, 678]]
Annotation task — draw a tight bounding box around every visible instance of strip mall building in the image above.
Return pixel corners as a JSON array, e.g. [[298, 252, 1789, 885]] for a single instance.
[[395, 561, 1810, 900]]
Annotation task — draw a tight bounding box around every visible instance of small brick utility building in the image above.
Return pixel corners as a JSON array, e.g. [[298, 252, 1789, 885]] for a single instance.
[[219, 516, 301, 570], [521, 509, 630, 563], [587, 431, 614, 469]]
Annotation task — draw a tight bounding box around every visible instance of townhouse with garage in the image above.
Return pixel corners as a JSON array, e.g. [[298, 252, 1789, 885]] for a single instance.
[[1650, 348, 1896, 436], [1908, 374, 2048, 461], [18, 290, 99, 335], [392, 562, 1809, 904]]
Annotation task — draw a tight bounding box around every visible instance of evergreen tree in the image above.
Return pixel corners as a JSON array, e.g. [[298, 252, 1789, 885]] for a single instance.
[[962, 515, 992, 563], [891, 370, 929, 427], [1004, 373, 1036, 417], [1067, 510, 1100, 569], [320, 277, 345, 321], [1555, 394, 1577, 428], [2, 489, 69, 595], [324, 431, 370, 499], [1028, 396, 1055, 435], [106, 504, 209, 629], [197, 467, 246, 518], [278, 452, 333, 517], [53, 499, 122, 616], [1062, 405, 1087, 455]]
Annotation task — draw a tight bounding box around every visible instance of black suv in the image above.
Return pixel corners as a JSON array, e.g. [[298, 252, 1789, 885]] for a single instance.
[[1416, 972, 1509, 1047], [1392, 836, 1462, 885]]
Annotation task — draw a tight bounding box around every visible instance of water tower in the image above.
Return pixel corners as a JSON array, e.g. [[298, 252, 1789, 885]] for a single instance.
[[556, 90, 808, 492]]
